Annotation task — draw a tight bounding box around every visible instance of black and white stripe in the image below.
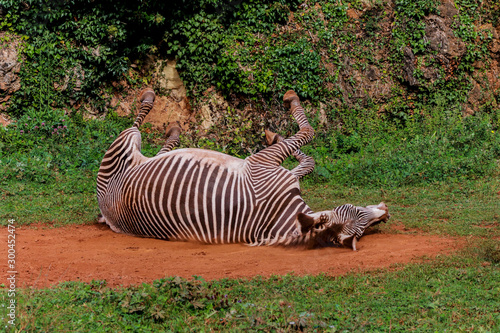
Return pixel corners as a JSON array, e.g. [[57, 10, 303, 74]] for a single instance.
[[97, 89, 389, 248]]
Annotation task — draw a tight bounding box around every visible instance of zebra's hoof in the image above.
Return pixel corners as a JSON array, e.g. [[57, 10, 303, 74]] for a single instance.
[[283, 90, 300, 109], [139, 88, 155, 103], [166, 122, 181, 137], [264, 129, 283, 146]]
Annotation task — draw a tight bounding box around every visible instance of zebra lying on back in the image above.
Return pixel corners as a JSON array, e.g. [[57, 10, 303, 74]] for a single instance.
[[97, 89, 389, 250]]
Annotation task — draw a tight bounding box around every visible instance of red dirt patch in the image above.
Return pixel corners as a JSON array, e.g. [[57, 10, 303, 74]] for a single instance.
[[1, 224, 462, 288]]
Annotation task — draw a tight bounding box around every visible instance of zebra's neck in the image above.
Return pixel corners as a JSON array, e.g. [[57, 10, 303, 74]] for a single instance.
[[246, 200, 314, 246]]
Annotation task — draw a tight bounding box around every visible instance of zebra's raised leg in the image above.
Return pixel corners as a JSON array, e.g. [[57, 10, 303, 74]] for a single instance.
[[133, 88, 155, 128], [156, 123, 181, 156], [249, 90, 314, 166], [264, 129, 315, 179]]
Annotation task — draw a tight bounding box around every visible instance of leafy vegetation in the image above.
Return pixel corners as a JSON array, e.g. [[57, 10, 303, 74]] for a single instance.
[[1, 0, 169, 117], [0, 110, 130, 183]]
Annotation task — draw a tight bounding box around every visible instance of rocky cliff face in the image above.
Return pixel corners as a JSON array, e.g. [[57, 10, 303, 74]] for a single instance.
[[0, 32, 23, 125], [107, 58, 193, 130], [328, 0, 499, 116]]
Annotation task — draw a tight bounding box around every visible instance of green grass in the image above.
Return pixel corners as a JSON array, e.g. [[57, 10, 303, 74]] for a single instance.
[[0, 172, 99, 227], [2, 254, 498, 332]]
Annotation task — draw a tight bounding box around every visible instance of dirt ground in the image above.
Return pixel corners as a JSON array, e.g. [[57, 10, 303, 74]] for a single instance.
[[1, 223, 462, 288]]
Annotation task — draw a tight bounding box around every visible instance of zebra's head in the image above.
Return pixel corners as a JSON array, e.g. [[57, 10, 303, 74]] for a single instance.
[[295, 202, 390, 250]]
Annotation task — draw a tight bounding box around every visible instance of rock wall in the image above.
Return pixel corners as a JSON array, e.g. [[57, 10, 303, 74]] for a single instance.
[[466, 23, 500, 115], [335, 0, 499, 116], [0, 32, 23, 124]]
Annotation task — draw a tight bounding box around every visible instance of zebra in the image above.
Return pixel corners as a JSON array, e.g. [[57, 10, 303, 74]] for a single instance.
[[97, 88, 389, 250]]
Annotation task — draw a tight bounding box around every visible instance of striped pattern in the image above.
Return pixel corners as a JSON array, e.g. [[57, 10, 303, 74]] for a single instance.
[[132, 89, 155, 128], [99, 148, 311, 245], [333, 204, 385, 238], [315, 203, 390, 250], [265, 130, 315, 179], [97, 89, 389, 248], [157, 125, 181, 156]]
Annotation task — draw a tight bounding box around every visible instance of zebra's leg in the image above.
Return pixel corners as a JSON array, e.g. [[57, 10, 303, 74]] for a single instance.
[[249, 90, 314, 166], [133, 88, 155, 128], [264, 129, 315, 179], [156, 123, 181, 156]]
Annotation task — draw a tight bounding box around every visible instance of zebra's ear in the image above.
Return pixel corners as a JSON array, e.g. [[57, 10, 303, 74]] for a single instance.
[[296, 213, 315, 234]]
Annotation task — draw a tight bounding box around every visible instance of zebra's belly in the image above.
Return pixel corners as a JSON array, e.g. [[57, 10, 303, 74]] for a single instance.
[[105, 149, 258, 243]]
